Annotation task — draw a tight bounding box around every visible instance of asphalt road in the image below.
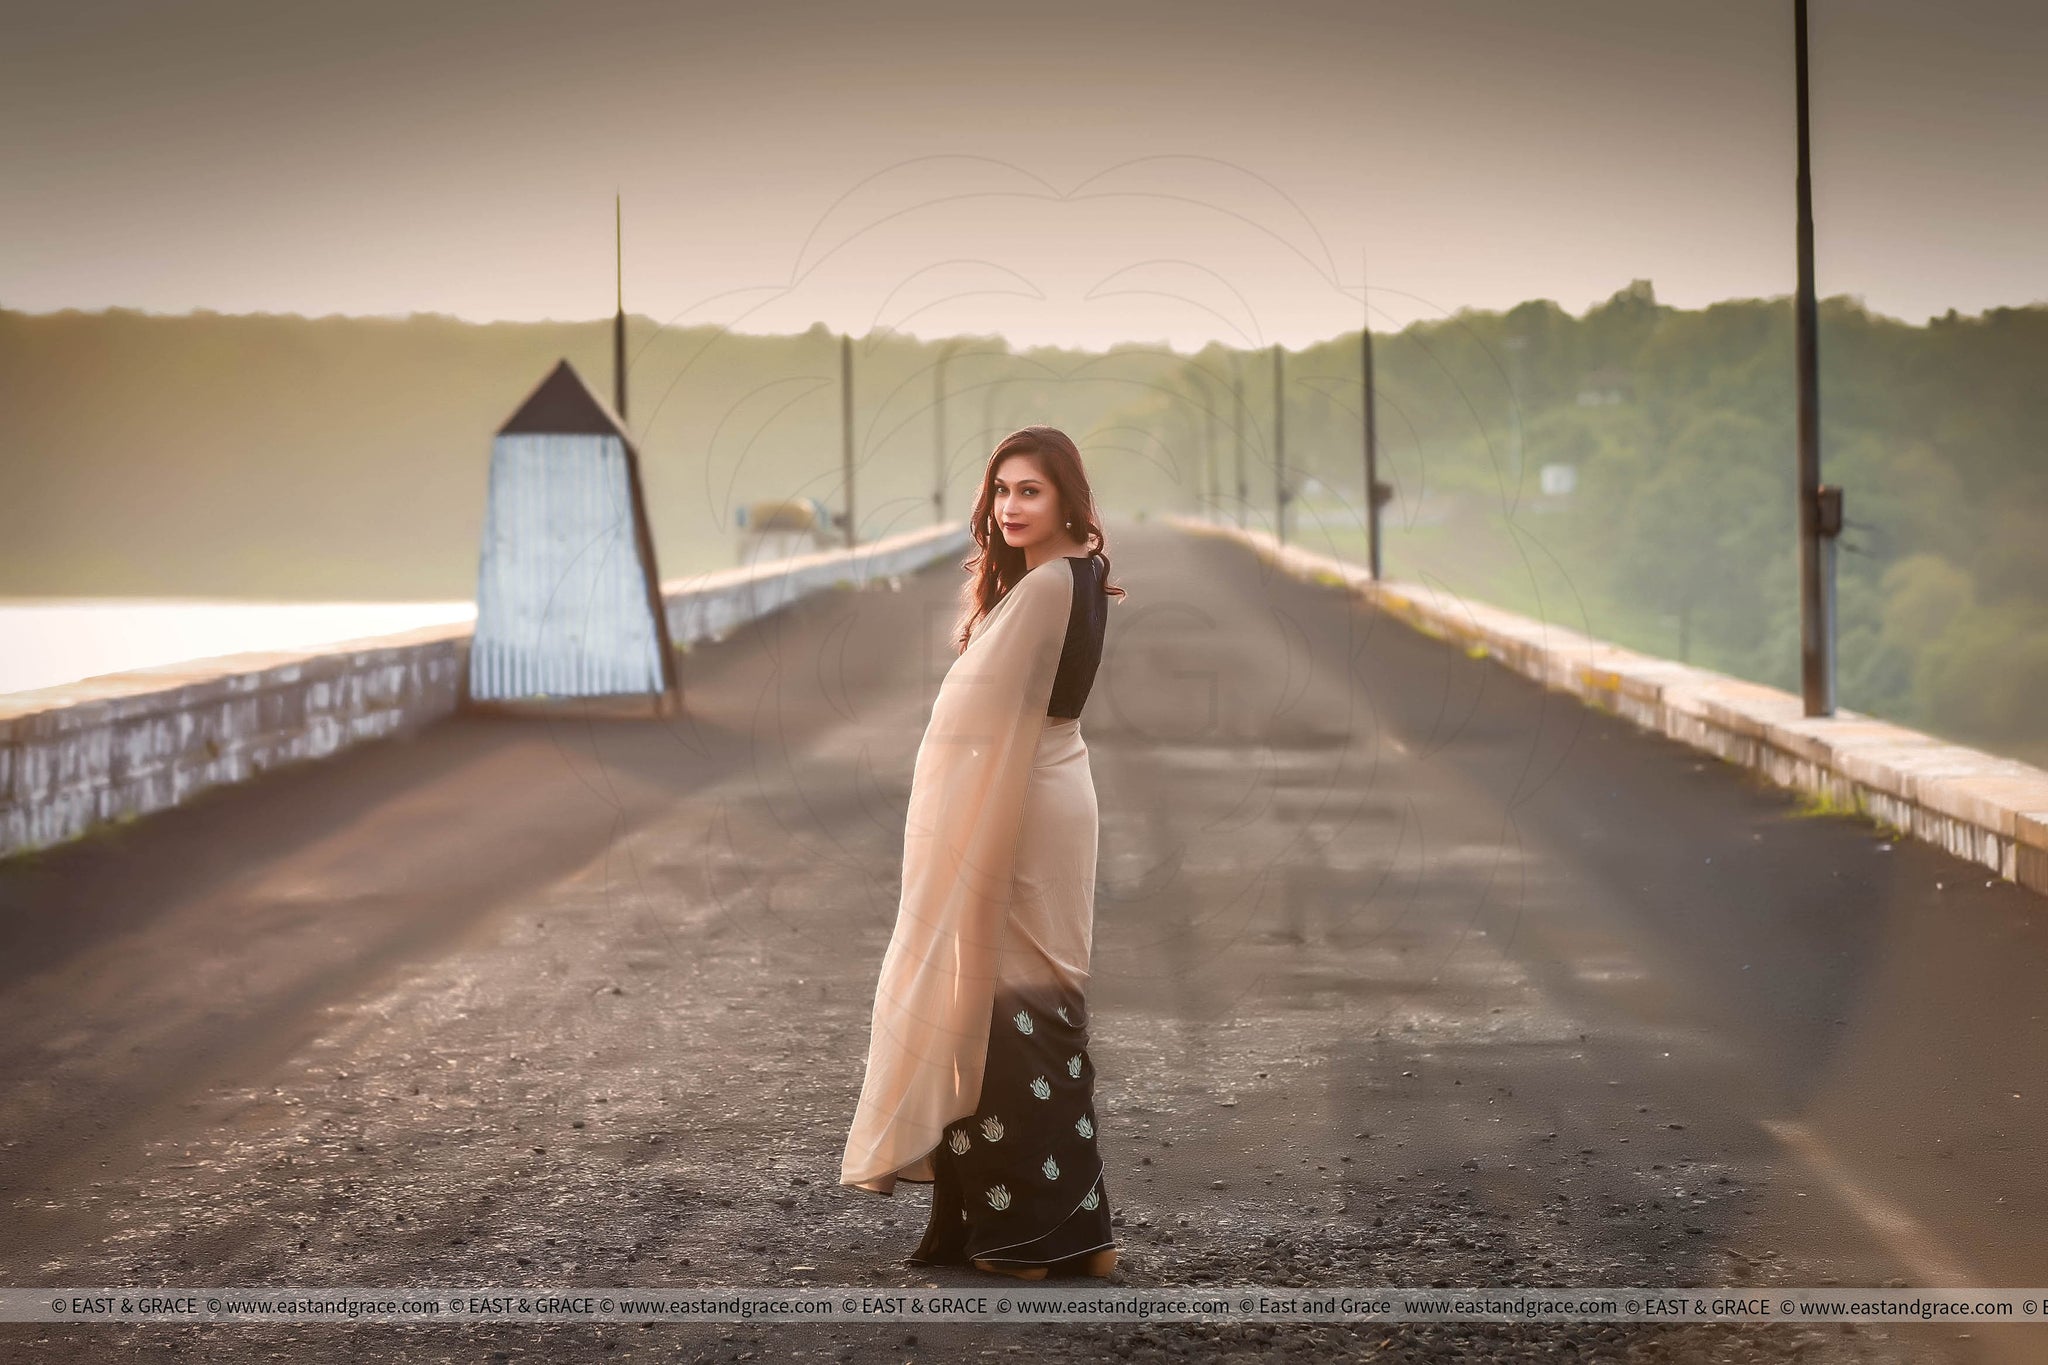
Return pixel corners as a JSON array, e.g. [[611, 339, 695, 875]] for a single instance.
[[2, 521, 2043, 1364]]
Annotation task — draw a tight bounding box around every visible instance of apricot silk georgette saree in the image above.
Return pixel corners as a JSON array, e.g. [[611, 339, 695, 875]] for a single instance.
[[840, 556, 1113, 1268]]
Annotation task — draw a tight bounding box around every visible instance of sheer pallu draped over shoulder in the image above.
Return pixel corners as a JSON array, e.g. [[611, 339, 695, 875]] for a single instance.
[[840, 559, 1075, 1194]]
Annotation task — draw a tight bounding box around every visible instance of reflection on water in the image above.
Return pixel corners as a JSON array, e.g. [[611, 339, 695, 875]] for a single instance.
[[0, 598, 476, 697]]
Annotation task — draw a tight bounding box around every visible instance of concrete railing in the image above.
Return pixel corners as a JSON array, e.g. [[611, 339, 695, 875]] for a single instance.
[[0, 523, 971, 860], [1174, 516, 2048, 899], [658, 526, 970, 648]]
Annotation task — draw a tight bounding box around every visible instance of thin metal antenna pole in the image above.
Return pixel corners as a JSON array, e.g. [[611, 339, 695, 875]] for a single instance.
[[613, 194, 627, 421]]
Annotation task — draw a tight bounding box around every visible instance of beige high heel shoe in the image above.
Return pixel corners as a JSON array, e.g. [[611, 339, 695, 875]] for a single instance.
[[972, 1258, 1050, 1280]]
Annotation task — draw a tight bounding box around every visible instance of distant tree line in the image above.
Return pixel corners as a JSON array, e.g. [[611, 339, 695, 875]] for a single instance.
[[1140, 281, 2048, 764], [4, 288, 2041, 762]]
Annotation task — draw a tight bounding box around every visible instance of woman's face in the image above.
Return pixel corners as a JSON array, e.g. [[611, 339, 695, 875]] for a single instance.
[[992, 454, 1066, 550]]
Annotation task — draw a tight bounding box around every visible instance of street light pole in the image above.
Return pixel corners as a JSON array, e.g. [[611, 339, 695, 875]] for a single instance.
[[1362, 329, 1383, 582], [982, 374, 1005, 458], [1273, 344, 1287, 545], [841, 333, 856, 549], [1231, 354, 1248, 528], [933, 343, 952, 524], [1200, 370, 1219, 520], [1360, 252, 1392, 581], [1794, 0, 1841, 715]]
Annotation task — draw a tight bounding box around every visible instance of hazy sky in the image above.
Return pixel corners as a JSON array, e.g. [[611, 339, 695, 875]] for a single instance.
[[3, 0, 2042, 349]]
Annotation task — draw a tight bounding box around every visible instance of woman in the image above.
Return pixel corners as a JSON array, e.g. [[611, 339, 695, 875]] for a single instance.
[[840, 426, 1125, 1281]]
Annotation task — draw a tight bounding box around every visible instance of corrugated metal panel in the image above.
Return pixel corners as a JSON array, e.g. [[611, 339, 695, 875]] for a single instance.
[[470, 432, 667, 701]]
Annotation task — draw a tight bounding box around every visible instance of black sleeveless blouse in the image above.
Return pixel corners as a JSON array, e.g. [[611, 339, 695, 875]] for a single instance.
[[1047, 555, 1108, 720]]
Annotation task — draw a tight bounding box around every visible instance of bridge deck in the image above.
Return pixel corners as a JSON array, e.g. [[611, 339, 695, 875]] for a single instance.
[[1, 524, 2034, 1363]]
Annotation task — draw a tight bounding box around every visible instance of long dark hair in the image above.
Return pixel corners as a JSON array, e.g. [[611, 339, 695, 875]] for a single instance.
[[953, 425, 1125, 652]]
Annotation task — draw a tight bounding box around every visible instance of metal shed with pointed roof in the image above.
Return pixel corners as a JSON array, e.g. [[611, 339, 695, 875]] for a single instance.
[[467, 358, 677, 706]]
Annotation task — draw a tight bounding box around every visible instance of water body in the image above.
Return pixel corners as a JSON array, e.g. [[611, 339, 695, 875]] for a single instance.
[[0, 599, 476, 697]]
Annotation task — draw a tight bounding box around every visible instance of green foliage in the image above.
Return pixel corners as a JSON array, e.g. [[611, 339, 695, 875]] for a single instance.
[[1789, 786, 1868, 821], [1124, 283, 2046, 766], [0, 309, 1182, 599], [3, 286, 2043, 765]]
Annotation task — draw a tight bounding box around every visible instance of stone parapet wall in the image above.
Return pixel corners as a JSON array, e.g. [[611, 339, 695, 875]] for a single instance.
[[1174, 516, 2048, 898], [0, 523, 969, 860]]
